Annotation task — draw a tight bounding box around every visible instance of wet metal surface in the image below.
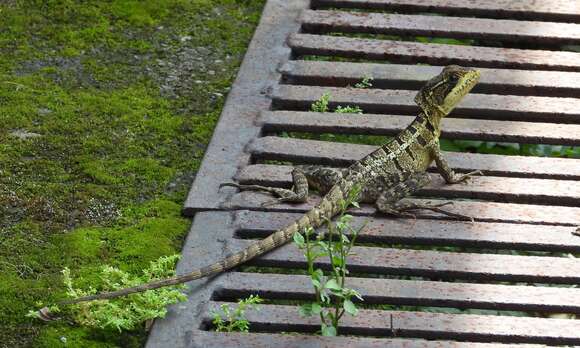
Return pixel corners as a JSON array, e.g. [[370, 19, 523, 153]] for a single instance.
[[289, 33, 580, 71], [301, 10, 580, 44], [150, 0, 580, 346], [281, 60, 580, 97], [273, 85, 580, 123], [220, 272, 580, 313], [234, 210, 580, 252], [250, 136, 580, 180], [261, 111, 580, 145], [312, 0, 580, 22], [207, 301, 580, 345]]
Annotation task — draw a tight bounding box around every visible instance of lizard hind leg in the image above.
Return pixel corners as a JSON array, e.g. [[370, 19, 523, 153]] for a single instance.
[[375, 172, 473, 221], [260, 166, 346, 207], [220, 168, 310, 207]]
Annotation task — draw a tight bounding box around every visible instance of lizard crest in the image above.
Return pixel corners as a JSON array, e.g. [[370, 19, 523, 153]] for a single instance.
[[414, 65, 480, 118]]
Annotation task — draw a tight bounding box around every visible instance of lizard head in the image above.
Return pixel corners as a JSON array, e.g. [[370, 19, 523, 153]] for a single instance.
[[414, 65, 480, 117]]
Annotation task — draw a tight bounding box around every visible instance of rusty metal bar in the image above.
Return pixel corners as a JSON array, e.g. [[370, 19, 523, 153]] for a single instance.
[[225, 191, 580, 226], [260, 111, 580, 145], [233, 210, 580, 252], [193, 332, 541, 348], [218, 272, 580, 314], [234, 165, 580, 206], [228, 239, 580, 283], [206, 302, 580, 345], [280, 61, 580, 98], [301, 10, 580, 44], [272, 85, 580, 123], [249, 137, 580, 180], [288, 34, 580, 71], [312, 0, 580, 23]]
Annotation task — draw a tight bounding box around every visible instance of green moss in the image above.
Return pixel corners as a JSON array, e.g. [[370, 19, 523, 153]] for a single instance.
[[1, 0, 265, 346]]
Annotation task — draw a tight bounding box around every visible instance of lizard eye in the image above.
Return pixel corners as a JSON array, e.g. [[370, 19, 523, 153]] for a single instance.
[[448, 75, 459, 84]]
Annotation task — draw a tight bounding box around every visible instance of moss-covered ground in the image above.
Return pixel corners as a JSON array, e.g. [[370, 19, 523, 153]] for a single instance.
[[0, 0, 264, 346]]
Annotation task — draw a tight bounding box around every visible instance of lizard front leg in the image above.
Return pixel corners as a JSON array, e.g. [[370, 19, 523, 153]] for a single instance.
[[375, 172, 473, 221], [432, 144, 483, 184]]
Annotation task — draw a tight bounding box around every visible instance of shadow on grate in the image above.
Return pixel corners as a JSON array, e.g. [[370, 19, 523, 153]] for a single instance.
[[148, 0, 580, 347]]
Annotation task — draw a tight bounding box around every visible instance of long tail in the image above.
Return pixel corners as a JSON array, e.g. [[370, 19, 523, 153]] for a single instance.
[[38, 196, 338, 320]]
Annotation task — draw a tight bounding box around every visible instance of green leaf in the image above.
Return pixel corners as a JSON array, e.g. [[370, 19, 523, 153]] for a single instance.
[[343, 300, 358, 315], [299, 303, 313, 317], [321, 324, 337, 336], [293, 232, 305, 247], [332, 256, 344, 267], [311, 303, 322, 315], [325, 279, 341, 291]]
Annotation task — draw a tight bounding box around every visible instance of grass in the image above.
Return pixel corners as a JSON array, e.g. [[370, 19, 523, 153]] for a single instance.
[[0, 0, 265, 346]]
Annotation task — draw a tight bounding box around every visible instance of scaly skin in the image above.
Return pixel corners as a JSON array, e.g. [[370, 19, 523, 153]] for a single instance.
[[38, 65, 481, 318]]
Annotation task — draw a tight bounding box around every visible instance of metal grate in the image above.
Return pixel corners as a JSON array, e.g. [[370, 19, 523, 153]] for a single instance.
[[147, 0, 580, 346]]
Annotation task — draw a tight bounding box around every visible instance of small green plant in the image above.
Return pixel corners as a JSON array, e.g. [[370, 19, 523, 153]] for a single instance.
[[335, 105, 363, 114], [311, 92, 330, 112], [211, 294, 263, 333], [293, 186, 364, 336], [27, 255, 187, 331], [311, 93, 363, 115], [354, 76, 373, 89]]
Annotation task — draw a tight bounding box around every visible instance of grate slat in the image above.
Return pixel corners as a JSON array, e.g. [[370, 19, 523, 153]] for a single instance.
[[288, 33, 580, 71], [272, 85, 580, 123], [219, 272, 580, 314], [226, 191, 580, 226], [234, 165, 580, 206], [234, 210, 580, 252], [281, 61, 580, 97], [227, 239, 580, 283], [250, 136, 580, 179], [301, 10, 580, 44], [206, 302, 580, 345], [194, 332, 544, 348], [260, 111, 580, 145], [312, 0, 580, 22]]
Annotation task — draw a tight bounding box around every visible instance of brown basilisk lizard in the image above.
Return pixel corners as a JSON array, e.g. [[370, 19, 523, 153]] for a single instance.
[[38, 65, 481, 319]]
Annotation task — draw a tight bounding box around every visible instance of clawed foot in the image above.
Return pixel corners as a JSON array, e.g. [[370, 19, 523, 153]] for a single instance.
[[448, 170, 483, 184], [573, 227, 580, 237]]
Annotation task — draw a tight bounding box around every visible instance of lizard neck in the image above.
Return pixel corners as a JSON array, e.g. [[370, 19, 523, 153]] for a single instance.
[[419, 111, 442, 140]]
